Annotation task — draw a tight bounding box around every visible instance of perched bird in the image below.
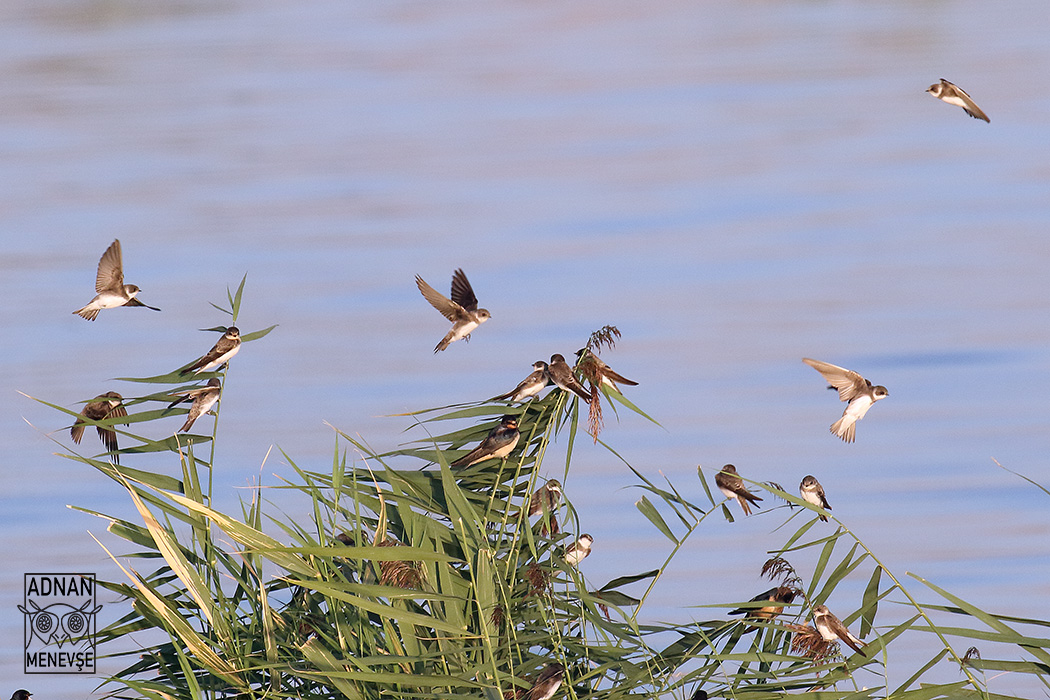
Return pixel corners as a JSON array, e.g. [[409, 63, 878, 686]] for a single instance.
[[494, 361, 550, 402], [800, 475, 832, 522], [527, 663, 565, 700], [575, 348, 638, 392], [182, 327, 241, 375], [527, 479, 562, 517], [715, 464, 763, 516], [11, 691, 32, 700], [689, 690, 708, 700], [450, 415, 520, 467], [73, 239, 160, 321], [564, 534, 593, 566], [415, 269, 490, 352], [926, 78, 990, 123], [71, 392, 128, 462], [168, 378, 222, 432], [729, 586, 797, 620], [547, 354, 591, 403], [802, 358, 888, 443], [812, 604, 867, 655]]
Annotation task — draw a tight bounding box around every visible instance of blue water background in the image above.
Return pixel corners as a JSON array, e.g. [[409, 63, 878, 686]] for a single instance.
[[1, 0, 1049, 696]]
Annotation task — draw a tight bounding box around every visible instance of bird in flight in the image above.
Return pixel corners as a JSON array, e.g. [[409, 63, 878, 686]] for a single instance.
[[926, 78, 990, 122], [73, 239, 160, 321], [802, 358, 888, 443], [415, 269, 490, 352]]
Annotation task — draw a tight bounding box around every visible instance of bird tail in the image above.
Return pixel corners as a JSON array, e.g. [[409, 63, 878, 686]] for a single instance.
[[830, 416, 857, 443], [434, 333, 453, 352], [449, 450, 475, 467], [567, 384, 592, 403], [73, 306, 99, 321], [180, 416, 196, 433], [844, 634, 867, 655], [605, 370, 638, 387]]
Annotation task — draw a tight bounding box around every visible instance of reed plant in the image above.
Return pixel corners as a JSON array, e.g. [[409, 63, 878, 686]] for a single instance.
[[30, 285, 1050, 699]]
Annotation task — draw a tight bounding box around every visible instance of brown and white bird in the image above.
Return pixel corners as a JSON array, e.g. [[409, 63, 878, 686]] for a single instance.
[[415, 269, 490, 352], [527, 479, 562, 517], [729, 586, 798, 620], [73, 239, 160, 321], [494, 361, 550, 402], [547, 354, 591, 403], [10, 691, 32, 700], [168, 378, 222, 432], [449, 415, 520, 467], [926, 78, 990, 122], [715, 464, 763, 516], [526, 663, 565, 700], [71, 392, 128, 463], [799, 475, 832, 522], [575, 348, 638, 392], [564, 534, 592, 567], [182, 327, 241, 375], [812, 605, 867, 655], [802, 358, 888, 443]]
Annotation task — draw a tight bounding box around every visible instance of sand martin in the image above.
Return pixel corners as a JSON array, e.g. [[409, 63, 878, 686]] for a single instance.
[[812, 604, 866, 655], [575, 348, 638, 392], [168, 378, 222, 432], [547, 354, 592, 403], [526, 479, 561, 535], [799, 475, 832, 522], [73, 239, 160, 321], [494, 361, 551, 402], [729, 586, 797, 620], [564, 533, 592, 566], [715, 464, 763, 516], [11, 691, 32, 700], [182, 327, 241, 375], [926, 78, 990, 123], [415, 268, 490, 352], [450, 415, 520, 467], [802, 358, 888, 443], [527, 479, 562, 517], [527, 663, 565, 700], [71, 391, 128, 462]]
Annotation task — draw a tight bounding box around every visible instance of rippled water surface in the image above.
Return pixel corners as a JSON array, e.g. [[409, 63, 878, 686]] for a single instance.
[[2, 1, 1049, 696]]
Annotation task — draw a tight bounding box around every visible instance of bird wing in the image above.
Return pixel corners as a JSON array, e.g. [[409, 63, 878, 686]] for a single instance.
[[96, 402, 128, 453], [96, 239, 125, 293], [70, 416, 86, 444], [956, 89, 990, 121], [416, 275, 467, 322], [106, 402, 129, 424], [602, 366, 638, 386], [939, 79, 990, 122], [826, 613, 866, 654], [499, 369, 546, 400], [818, 486, 831, 509], [729, 587, 779, 615], [802, 358, 869, 402], [449, 268, 479, 312], [125, 297, 161, 311]]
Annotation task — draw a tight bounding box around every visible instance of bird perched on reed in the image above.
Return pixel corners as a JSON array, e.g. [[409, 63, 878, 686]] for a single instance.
[[715, 464, 763, 516]]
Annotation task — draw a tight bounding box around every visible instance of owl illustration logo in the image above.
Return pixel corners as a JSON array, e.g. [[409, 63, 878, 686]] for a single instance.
[[19, 600, 101, 649]]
